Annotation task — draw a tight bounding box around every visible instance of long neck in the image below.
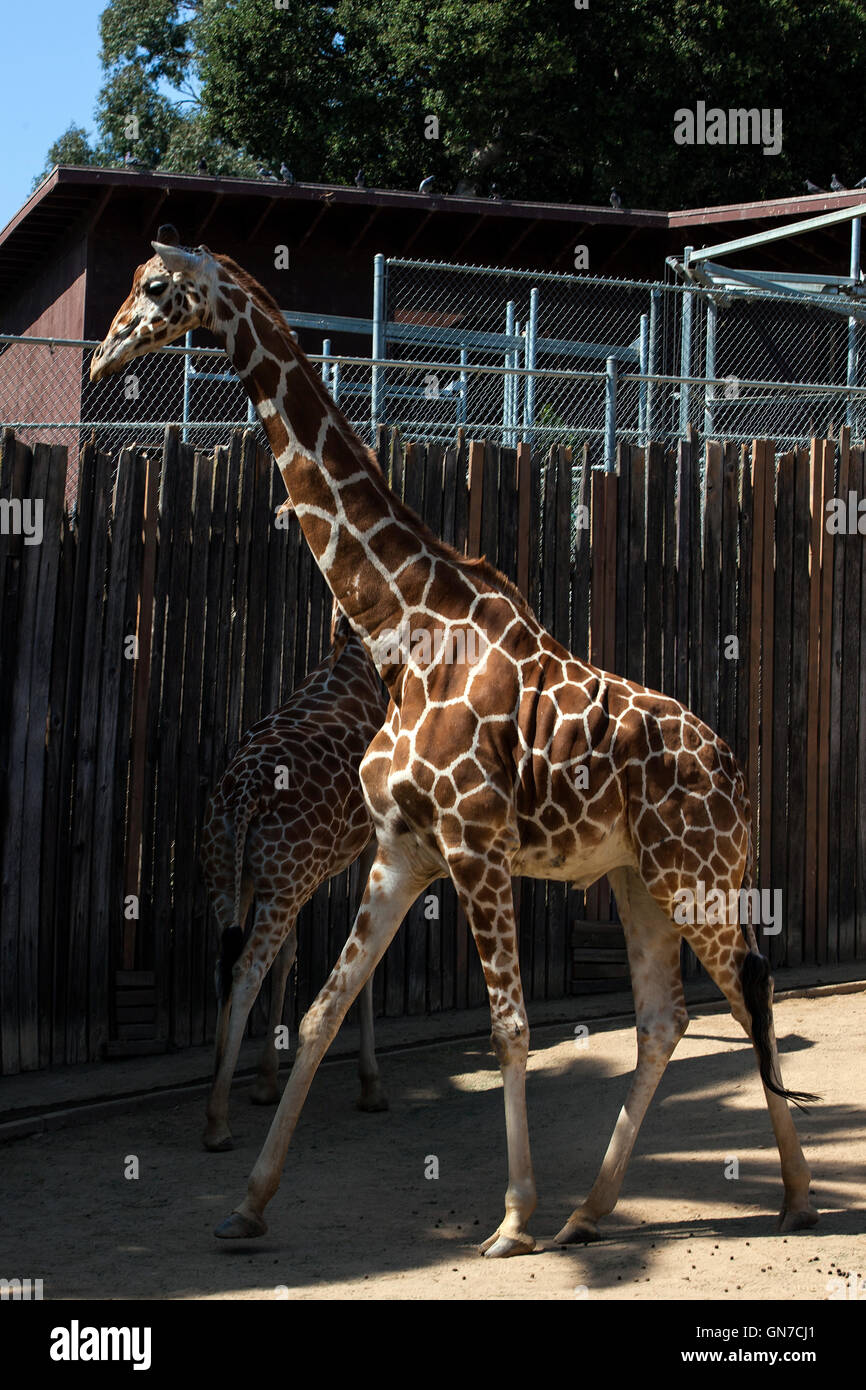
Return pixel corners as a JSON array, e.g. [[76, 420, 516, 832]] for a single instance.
[[211, 279, 456, 693]]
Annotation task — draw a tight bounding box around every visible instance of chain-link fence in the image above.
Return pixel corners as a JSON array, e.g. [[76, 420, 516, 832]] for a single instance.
[[4, 253, 866, 497]]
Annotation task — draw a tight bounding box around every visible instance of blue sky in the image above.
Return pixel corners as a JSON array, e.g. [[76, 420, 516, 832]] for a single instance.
[[0, 0, 107, 232]]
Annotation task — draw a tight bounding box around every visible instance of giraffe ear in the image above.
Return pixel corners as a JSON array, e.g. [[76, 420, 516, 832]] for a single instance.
[[151, 242, 203, 275]]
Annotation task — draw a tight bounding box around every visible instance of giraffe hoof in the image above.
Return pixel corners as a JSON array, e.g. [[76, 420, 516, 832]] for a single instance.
[[202, 1131, 234, 1152], [214, 1210, 267, 1240], [250, 1080, 281, 1105], [356, 1089, 389, 1113], [479, 1230, 536, 1258], [778, 1205, 819, 1233], [554, 1215, 603, 1244]]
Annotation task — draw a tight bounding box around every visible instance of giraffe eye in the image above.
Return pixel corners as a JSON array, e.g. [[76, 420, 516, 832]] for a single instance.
[[145, 278, 169, 297]]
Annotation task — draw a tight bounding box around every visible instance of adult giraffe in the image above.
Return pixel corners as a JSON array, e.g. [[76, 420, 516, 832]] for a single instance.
[[92, 230, 818, 1256], [201, 598, 389, 1151]]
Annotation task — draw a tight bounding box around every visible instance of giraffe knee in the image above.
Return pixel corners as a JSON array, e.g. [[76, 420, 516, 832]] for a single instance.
[[490, 1012, 529, 1066]]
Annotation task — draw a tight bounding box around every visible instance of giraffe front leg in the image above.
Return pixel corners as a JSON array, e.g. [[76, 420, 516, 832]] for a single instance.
[[215, 844, 434, 1240], [556, 867, 687, 1244], [450, 856, 537, 1258], [251, 932, 297, 1105]]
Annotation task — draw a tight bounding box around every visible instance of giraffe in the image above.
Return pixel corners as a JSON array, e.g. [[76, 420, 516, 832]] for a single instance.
[[91, 229, 819, 1256], [201, 596, 390, 1152]]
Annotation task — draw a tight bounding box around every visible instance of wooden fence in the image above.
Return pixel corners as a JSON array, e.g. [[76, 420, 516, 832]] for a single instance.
[[1, 425, 864, 1075]]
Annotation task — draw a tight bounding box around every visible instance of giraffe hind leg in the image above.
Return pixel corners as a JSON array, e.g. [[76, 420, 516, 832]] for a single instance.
[[685, 918, 819, 1231], [556, 866, 688, 1243]]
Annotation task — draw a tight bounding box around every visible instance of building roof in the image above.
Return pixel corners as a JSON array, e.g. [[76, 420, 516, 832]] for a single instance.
[[3, 165, 866, 301]]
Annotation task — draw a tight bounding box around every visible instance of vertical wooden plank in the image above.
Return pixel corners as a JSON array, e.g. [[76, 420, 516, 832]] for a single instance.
[[91, 447, 147, 1056], [675, 436, 694, 710], [747, 441, 768, 848], [614, 445, 631, 680], [10, 443, 54, 1070], [786, 446, 811, 968], [68, 446, 113, 1062], [816, 439, 836, 963], [644, 442, 664, 692], [226, 433, 256, 758], [717, 443, 739, 752], [174, 449, 212, 1046], [626, 447, 646, 684], [41, 449, 74, 1065], [827, 432, 849, 959], [803, 439, 825, 962], [661, 444, 678, 698], [0, 435, 32, 1073], [838, 446, 862, 960], [700, 441, 723, 732], [572, 445, 591, 660], [241, 444, 271, 732], [516, 442, 532, 600], [734, 446, 753, 776], [758, 443, 776, 913], [771, 452, 795, 969], [152, 434, 196, 1048], [466, 440, 484, 559], [123, 450, 160, 972]]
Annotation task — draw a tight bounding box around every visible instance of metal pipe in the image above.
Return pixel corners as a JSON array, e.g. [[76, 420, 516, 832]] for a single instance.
[[523, 288, 539, 444], [848, 218, 861, 429], [704, 297, 718, 438], [459, 347, 468, 427], [371, 253, 385, 431], [647, 288, 660, 444], [679, 247, 694, 437], [514, 320, 523, 446], [182, 330, 192, 443], [638, 312, 649, 443], [604, 356, 618, 472], [504, 300, 515, 445], [321, 337, 331, 387]]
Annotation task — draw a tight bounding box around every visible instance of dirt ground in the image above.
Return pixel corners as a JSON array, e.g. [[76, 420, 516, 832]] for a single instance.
[[2, 991, 863, 1300]]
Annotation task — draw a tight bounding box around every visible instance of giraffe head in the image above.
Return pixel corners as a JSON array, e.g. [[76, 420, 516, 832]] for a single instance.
[[90, 225, 217, 381]]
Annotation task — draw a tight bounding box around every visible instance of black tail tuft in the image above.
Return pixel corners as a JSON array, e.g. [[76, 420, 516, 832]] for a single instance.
[[741, 952, 820, 1111], [217, 925, 245, 1002]]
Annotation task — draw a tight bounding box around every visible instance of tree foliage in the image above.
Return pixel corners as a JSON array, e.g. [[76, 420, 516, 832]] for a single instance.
[[33, 0, 866, 209]]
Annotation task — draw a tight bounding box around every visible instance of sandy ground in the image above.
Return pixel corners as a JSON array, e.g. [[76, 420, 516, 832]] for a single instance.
[[1, 991, 863, 1300]]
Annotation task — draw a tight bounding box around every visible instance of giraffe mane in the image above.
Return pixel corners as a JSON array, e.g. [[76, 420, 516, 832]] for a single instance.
[[213, 255, 538, 626]]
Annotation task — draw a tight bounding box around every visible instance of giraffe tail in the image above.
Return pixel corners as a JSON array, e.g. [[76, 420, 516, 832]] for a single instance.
[[739, 827, 820, 1110], [216, 797, 257, 1004]]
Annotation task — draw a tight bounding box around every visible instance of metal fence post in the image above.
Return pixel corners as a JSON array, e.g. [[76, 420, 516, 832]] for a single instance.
[[647, 287, 661, 444], [679, 247, 694, 438], [513, 319, 523, 447], [371, 253, 385, 432], [638, 312, 649, 444], [504, 300, 515, 445], [459, 347, 468, 428], [321, 337, 331, 386], [604, 356, 618, 472], [848, 218, 861, 431], [523, 287, 539, 445], [704, 297, 717, 438], [182, 330, 192, 443]]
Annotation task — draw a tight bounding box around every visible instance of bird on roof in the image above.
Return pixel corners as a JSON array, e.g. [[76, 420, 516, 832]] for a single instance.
[[123, 150, 149, 171], [804, 179, 825, 193], [419, 174, 436, 195], [831, 173, 847, 191], [354, 169, 367, 189], [198, 157, 208, 175], [257, 164, 277, 180], [490, 183, 501, 199], [280, 161, 295, 184], [610, 186, 622, 210]]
